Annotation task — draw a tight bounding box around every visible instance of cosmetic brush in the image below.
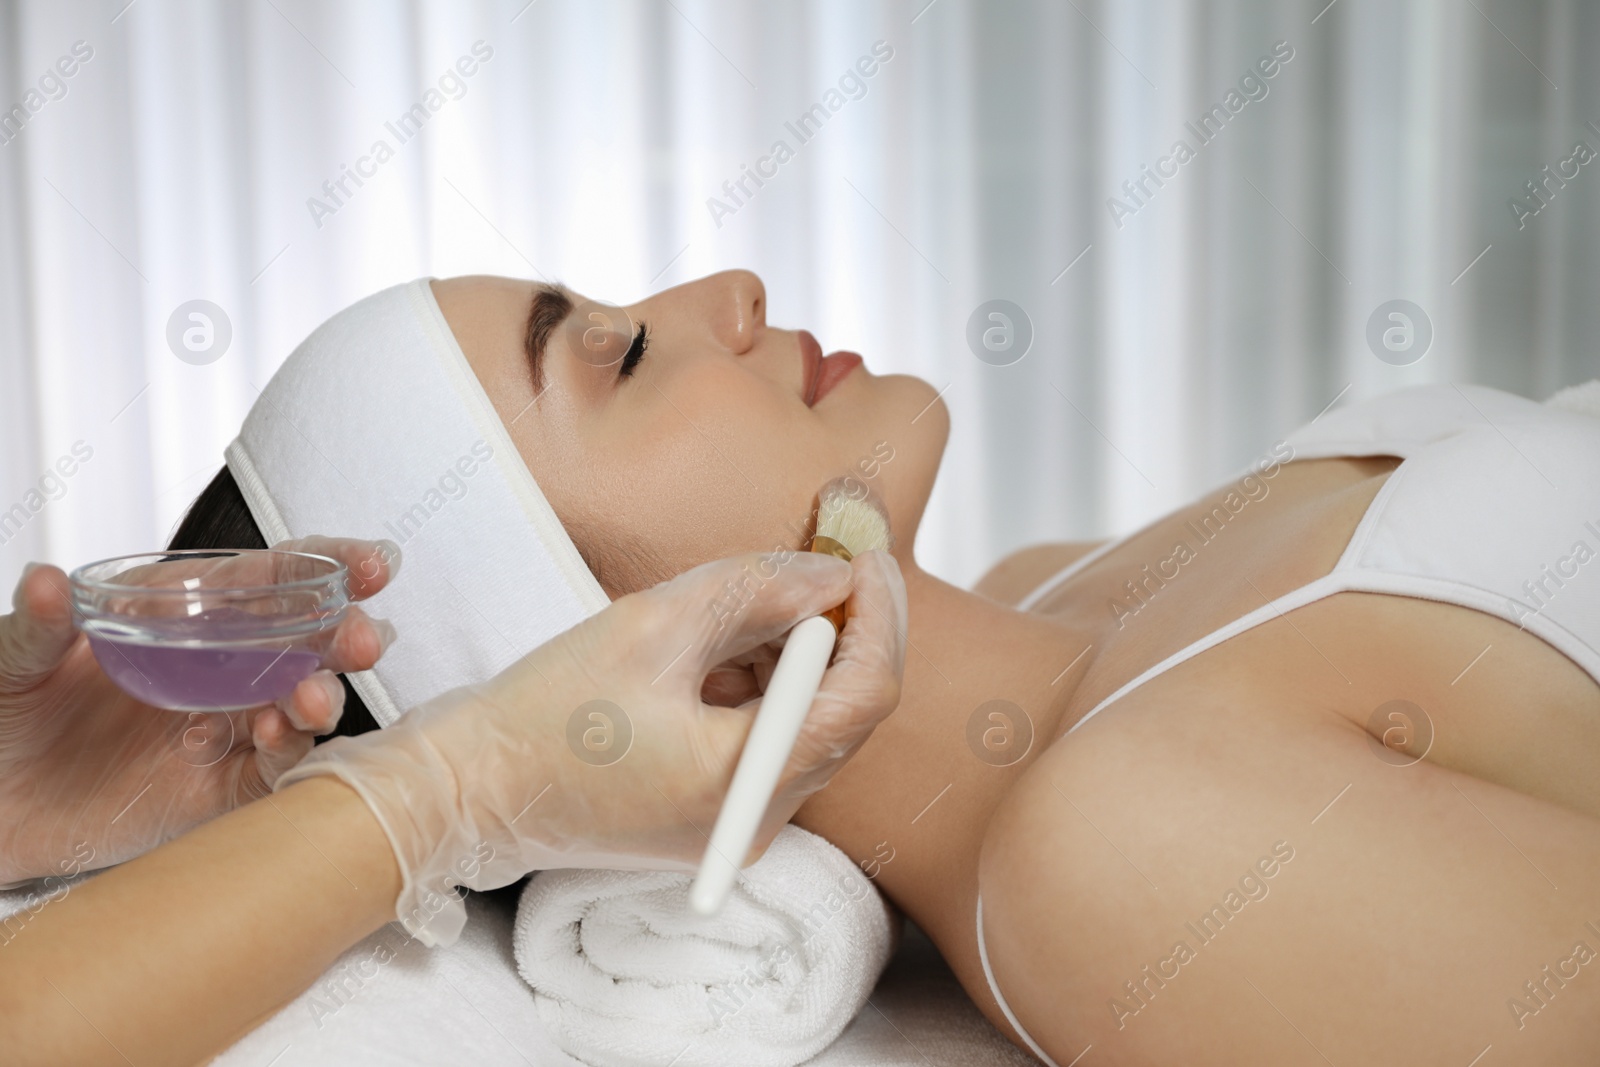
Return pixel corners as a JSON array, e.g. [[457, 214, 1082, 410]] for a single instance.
[[690, 477, 892, 916]]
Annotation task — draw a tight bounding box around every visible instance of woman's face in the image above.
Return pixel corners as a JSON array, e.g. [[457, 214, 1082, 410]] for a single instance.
[[434, 272, 947, 594]]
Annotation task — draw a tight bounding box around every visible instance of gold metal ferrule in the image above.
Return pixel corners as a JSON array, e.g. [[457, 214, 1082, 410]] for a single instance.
[[809, 535, 853, 562], [809, 536, 853, 633]]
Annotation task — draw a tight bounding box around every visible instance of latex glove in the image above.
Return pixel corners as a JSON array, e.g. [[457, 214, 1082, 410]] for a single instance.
[[0, 538, 399, 885], [278, 549, 907, 946]]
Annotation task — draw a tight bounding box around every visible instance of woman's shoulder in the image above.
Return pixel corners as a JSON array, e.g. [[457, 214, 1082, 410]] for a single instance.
[[972, 540, 1106, 607]]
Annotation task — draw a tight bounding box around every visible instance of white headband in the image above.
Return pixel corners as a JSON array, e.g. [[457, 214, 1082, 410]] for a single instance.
[[225, 278, 609, 726]]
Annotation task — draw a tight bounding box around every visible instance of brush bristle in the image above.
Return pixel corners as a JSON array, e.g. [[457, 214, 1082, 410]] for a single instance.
[[814, 481, 892, 556]]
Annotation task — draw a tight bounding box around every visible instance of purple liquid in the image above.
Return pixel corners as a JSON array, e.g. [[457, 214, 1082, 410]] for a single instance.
[[85, 607, 329, 712]]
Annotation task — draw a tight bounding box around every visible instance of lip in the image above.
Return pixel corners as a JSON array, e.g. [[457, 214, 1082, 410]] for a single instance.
[[798, 330, 862, 407], [812, 351, 862, 405], [798, 330, 824, 405]]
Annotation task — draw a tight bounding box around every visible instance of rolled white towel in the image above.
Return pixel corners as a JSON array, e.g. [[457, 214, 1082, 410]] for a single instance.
[[1546, 378, 1600, 418], [514, 826, 897, 1067]]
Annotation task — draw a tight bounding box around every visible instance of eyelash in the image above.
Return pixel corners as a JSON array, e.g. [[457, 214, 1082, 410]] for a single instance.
[[619, 322, 649, 377]]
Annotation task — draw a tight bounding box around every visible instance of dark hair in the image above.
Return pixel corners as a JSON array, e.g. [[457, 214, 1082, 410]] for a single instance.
[[168, 467, 382, 738]]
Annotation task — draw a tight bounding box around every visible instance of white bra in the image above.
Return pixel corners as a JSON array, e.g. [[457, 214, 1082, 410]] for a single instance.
[[1020, 382, 1600, 738], [979, 382, 1600, 1067]]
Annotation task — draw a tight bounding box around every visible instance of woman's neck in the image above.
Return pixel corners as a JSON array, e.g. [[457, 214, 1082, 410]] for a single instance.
[[794, 560, 1099, 943], [895, 563, 1098, 751]]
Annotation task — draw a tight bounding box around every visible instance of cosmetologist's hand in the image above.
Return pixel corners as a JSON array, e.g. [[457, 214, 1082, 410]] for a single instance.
[[277, 548, 907, 946], [0, 537, 399, 885]]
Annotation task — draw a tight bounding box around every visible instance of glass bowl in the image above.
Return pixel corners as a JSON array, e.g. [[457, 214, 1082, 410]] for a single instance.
[[69, 549, 349, 712]]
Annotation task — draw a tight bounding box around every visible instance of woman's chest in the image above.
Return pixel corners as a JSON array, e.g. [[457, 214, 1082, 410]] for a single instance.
[[1031, 455, 1600, 816], [1032, 455, 1402, 702]]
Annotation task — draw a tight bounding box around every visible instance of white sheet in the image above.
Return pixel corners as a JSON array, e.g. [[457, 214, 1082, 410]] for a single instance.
[[209, 890, 580, 1067], [157, 887, 1029, 1066]]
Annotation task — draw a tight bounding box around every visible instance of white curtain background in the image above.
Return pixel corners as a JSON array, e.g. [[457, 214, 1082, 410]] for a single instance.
[[2, 0, 1597, 595]]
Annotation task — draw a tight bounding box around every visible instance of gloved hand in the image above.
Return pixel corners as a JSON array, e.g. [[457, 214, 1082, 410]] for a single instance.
[[278, 549, 907, 946], [0, 538, 399, 885]]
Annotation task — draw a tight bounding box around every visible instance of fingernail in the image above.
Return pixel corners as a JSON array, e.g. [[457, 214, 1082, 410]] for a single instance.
[[13, 564, 36, 612], [372, 617, 399, 650], [376, 539, 402, 579], [320, 673, 347, 726]]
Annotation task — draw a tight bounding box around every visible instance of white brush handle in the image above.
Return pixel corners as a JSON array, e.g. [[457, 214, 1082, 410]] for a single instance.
[[689, 614, 838, 915]]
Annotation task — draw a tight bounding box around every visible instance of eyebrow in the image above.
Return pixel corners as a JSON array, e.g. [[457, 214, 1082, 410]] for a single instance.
[[523, 283, 574, 394]]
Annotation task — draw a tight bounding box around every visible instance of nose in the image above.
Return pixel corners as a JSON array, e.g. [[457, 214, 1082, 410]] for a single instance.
[[702, 269, 766, 355]]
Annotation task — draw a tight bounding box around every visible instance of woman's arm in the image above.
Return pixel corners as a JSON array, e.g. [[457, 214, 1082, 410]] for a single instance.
[[0, 776, 400, 1067]]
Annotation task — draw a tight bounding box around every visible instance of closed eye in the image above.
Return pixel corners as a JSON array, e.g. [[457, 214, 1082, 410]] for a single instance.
[[619, 322, 649, 377]]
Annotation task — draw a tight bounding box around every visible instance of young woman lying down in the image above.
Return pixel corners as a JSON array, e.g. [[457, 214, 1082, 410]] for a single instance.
[[175, 271, 1600, 1065]]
